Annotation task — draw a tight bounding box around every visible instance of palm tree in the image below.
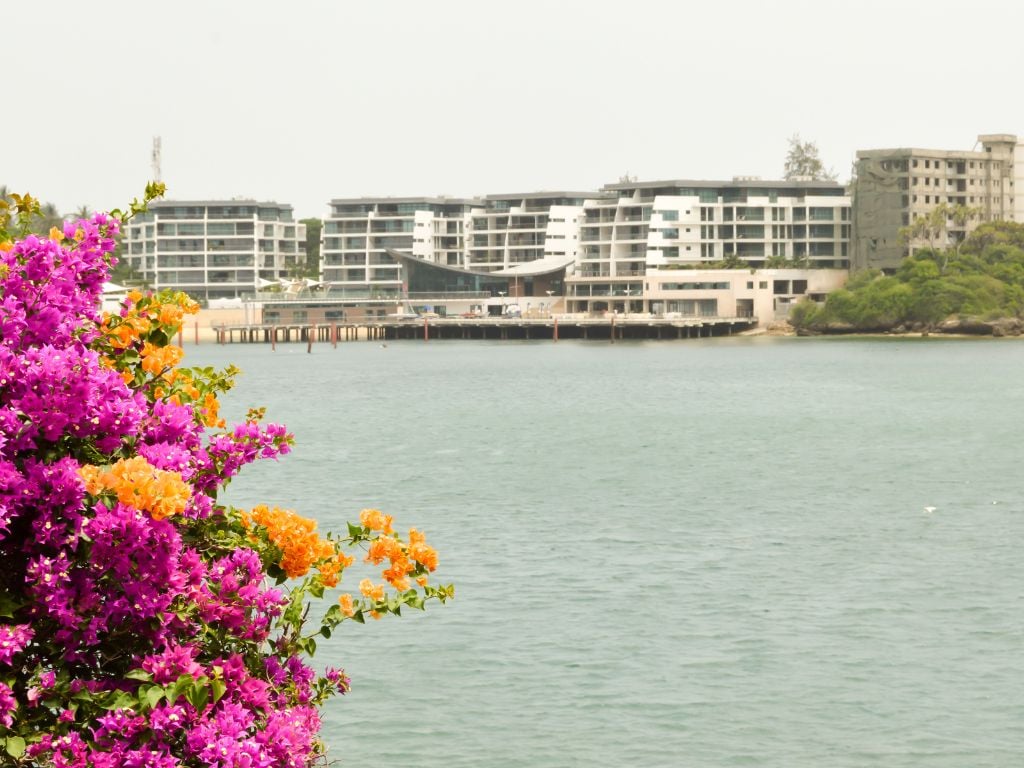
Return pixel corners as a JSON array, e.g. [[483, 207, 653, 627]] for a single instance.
[[33, 201, 63, 233], [899, 203, 982, 273]]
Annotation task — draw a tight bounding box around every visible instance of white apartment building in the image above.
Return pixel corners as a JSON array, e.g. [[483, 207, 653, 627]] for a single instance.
[[567, 178, 850, 312], [853, 133, 1024, 271], [466, 193, 593, 272], [123, 200, 305, 300], [320, 197, 478, 298], [320, 193, 600, 297]]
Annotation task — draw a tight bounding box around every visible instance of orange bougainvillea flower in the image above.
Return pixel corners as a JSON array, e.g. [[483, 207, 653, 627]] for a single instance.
[[338, 593, 355, 618], [409, 541, 439, 572], [102, 312, 151, 350], [359, 579, 385, 602], [386, 574, 411, 592], [244, 505, 341, 580], [381, 554, 413, 588], [364, 534, 416, 589], [200, 392, 225, 428], [78, 465, 103, 495], [77, 456, 190, 521], [317, 552, 355, 588], [365, 535, 401, 565], [158, 302, 184, 328], [359, 508, 393, 534], [140, 342, 184, 377]]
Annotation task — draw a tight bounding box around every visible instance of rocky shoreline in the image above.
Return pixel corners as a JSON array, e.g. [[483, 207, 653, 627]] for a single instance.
[[793, 316, 1024, 337]]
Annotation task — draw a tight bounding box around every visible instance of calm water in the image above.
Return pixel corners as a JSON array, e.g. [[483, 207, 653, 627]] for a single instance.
[[187, 337, 1024, 768]]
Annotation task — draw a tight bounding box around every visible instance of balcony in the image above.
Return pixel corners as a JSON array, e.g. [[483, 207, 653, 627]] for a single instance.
[[616, 229, 648, 241]]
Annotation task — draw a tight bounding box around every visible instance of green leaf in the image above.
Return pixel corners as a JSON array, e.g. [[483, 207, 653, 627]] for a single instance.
[[168, 674, 195, 705], [142, 685, 164, 710], [5, 736, 26, 759], [283, 589, 304, 626], [0, 593, 25, 619], [185, 682, 209, 712], [104, 691, 135, 710], [124, 669, 153, 682], [210, 678, 226, 705]]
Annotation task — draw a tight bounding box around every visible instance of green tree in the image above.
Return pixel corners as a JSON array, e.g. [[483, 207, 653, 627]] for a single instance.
[[900, 203, 981, 272], [720, 251, 744, 269], [783, 134, 837, 181], [299, 217, 321, 279], [962, 220, 1024, 252]]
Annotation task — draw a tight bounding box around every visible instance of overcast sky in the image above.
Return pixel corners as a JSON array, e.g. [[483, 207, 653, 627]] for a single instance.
[[4, 0, 1024, 219]]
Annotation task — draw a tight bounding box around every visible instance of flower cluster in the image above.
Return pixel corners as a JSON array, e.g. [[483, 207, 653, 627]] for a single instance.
[[242, 504, 354, 584], [0, 192, 452, 766]]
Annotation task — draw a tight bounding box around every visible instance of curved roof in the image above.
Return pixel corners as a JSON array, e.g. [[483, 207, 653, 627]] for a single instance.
[[491, 255, 575, 276], [385, 250, 572, 278]]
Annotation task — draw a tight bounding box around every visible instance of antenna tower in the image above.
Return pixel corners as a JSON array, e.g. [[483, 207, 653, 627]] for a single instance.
[[151, 137, 162, 183]]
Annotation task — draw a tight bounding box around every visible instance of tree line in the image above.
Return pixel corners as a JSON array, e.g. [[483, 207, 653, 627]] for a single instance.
[[790, 221, 1024, 334]]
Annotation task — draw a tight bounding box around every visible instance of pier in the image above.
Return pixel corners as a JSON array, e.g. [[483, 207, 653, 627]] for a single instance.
[[210, 316, 757, 345]]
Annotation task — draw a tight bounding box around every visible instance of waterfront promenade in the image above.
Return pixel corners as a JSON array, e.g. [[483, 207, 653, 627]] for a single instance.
[[208, 314, 757, 345]]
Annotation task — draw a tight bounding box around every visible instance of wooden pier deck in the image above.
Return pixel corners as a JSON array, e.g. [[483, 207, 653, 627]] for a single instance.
[[211, 316, 757, 345]]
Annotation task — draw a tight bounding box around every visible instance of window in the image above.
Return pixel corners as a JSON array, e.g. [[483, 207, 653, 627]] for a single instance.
[[746, 281, 754, 289], [759, 281, 768, 289], [661, 281, 730, 290]]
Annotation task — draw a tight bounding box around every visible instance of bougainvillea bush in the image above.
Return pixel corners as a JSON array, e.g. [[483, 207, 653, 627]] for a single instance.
[[0, 187, 452, 766]]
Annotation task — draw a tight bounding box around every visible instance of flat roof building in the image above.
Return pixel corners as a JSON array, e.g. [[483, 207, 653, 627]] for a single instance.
[[123, 200, 305, 300], [467, 192, 597, 273], [852, 134, 1024, 271], [566, 178, 850, 312], [320, 197, 479, 299]]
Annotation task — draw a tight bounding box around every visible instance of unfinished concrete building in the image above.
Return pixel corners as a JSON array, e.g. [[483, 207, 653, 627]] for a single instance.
[[852, 134, 1024, 271]]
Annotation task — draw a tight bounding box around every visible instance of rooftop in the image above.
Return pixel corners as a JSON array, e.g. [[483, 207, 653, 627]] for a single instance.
[[601, 178, 845, 192], [149, 199, 293, 210], [482, 191, 605, 202], [328, 196, 481, 206]]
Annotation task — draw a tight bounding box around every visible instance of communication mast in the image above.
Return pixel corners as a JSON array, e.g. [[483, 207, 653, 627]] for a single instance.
[[151, 137, 162, 183]]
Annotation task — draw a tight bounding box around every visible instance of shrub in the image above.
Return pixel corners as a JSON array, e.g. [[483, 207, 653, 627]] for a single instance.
[[0, 187, 452, 766]]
